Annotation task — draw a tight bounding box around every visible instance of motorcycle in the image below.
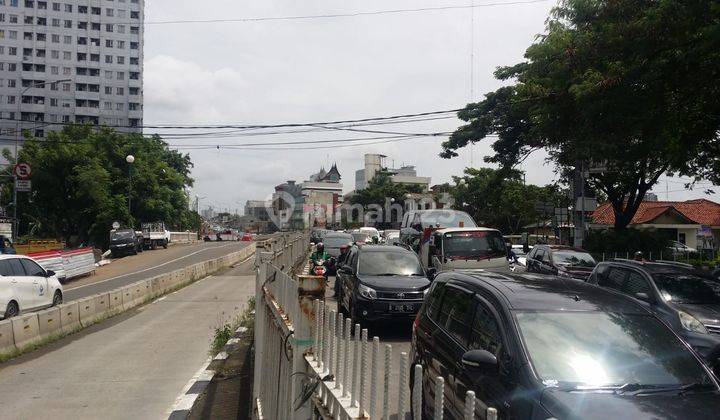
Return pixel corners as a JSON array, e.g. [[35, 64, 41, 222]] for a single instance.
[[311, 258, 336, 277]]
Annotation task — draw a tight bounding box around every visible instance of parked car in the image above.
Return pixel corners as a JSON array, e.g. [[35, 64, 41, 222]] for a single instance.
[[588, 260, 720, 367], [322, 232, 353, 258], [525, 244, 597, 280], [337, 245, 430, 325], [359, 227, 381, 243], [667, 240, 697, 257], [0, 255, 63, 319], [109, 228, 143, 257], [350, 231, 372, 245], [240, 233, 254, 241], [411, 270, 720, 420]]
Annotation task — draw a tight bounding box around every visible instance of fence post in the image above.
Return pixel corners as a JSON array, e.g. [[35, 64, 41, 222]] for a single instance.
[[434, 376, 444, 420], [398, 352, 408, 420], [336, 315, 344, 390], [252, 251, 272, 416], [487, 407, 498, 420], [359, 329, 369, 417], [352, 323, 361, 407], [382, 344, 392, 420], [343, 317, 352, 398], [464, 390, 476, 420], [370, 336, 380, 419], [413, 364, 422, 420], [328, 311, 336, 379], [314, 300, 321, 365]]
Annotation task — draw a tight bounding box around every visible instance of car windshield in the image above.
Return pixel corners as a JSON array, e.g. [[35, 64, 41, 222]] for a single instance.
[[516, 311, 714, 389], [653, 273, 720, 304], [358, 251, 424, 276], [551, 251, 596, 267], [323, 235, 352, 248], [443, 231, 506, 259], [111, 231, 134, 240], [419, 211, 477, 228]]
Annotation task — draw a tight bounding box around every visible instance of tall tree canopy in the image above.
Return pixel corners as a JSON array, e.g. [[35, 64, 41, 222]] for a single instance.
[[448, 167, 569, 234], [2, 126, 199, 247], [441, 0, 720, 228]]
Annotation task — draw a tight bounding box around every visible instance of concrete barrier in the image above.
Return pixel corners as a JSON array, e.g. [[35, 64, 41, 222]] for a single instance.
[[58, 302, 80, 334], [121, 285, 136, 310], [109, 289, 123, 311], [78, 296, 97, 327], [0, 319, 15, 355], [94, 292, 110, 315], [0, 239, 262, 360], [37, 307, 62, 340], [11, 314, 41, 349]]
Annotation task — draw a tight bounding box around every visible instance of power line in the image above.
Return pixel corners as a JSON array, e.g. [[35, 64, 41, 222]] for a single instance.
[[0, 0, 550, 28], [0, 108, 461, 130]]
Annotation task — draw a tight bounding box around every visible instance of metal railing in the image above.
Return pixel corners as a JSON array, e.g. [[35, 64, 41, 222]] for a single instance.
[[306, 300, 499, 420], [253, 236, 499, 419]]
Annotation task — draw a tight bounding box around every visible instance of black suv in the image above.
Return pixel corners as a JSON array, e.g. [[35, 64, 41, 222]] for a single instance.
[[588, 260, 720, 367], [525, 245, 597, 280], [411, 271, 720, 420], [336, 245, 430, 325]]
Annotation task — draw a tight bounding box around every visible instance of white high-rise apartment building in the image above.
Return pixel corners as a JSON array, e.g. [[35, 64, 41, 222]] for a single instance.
[[0, 0, 144, 149]]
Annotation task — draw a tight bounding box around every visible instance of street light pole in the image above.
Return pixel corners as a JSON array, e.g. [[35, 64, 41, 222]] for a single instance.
[[12, 78, 71, 239], [126, 155, 135, 216]]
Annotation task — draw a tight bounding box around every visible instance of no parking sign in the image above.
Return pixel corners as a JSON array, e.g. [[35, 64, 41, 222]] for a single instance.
[[13, 163, 32, 179]]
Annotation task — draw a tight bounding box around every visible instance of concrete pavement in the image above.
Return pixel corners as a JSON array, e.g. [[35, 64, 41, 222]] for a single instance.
[[0, 259, 255, 420], [64, 241, 252, 301]]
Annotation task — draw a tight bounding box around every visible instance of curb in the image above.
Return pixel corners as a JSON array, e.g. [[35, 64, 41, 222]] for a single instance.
[[168, 326, 249, 420]]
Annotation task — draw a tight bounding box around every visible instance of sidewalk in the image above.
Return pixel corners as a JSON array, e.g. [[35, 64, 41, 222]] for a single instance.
[[0, 262, 255, 420]]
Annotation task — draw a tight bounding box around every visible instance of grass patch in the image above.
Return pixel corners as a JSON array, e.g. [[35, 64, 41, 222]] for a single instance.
[[209, 297, 255, 356]]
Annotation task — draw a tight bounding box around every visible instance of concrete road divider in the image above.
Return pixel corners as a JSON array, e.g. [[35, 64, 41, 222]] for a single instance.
[[0, 320, 13, 355], [59, 302, 80, 334], [37, 307, 62, 340], [94, 293, 110, 315], [78, 297, 97, 328], [109, 289, 123, 311], [11, 314, 41, 349], [0, 240, 260, 359]]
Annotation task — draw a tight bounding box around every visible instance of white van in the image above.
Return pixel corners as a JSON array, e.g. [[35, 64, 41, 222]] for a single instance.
[[421, 227, 509, 272], [0, 255, 64, 319]]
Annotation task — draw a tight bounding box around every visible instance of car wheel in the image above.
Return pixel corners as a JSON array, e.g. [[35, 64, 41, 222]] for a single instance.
[[52, 290, 63, 306], [131, 247, 137, 255], [151, 241, 157, 250], [5, 301, 19, 319], [162, 240, 168, 249]]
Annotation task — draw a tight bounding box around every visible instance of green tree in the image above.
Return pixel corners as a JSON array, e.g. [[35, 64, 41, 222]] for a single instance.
[[440, 0, 720, 229], [449, 167, 569, 234], [4, 125, 198, 247], [349, 172, 425, 228]]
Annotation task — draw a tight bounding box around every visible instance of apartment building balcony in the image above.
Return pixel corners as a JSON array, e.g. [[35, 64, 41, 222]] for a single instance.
[[19, 103, 47, 114], [75, 90, 100, 101]]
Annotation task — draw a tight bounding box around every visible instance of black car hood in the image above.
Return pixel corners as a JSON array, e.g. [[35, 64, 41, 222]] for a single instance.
[[541, 387, 720, 420], [673, 303, 720, 325], [357, 275, 430, 291]]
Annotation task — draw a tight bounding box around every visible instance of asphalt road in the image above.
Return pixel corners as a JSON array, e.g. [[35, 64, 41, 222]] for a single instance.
[[0, 257, 256, 420], [63, 241, 252, 301]]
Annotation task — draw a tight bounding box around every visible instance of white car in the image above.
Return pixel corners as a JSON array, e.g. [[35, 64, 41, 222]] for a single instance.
[[359, 227, 380, 243], [0, 255, 64, 319]]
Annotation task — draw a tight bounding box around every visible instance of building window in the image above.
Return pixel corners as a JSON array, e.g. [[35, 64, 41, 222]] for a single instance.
[[105, 8, 113, 17]]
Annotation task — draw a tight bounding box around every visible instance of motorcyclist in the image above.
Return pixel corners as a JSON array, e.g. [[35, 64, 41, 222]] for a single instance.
[[310, 242, 331, 274]]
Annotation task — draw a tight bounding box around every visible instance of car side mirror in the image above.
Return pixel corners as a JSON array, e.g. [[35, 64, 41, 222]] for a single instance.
[[427, 267, 437, 280], [45, 270, 56, 278], [634, 292, 654, 304], [461, 349, 498, 374]]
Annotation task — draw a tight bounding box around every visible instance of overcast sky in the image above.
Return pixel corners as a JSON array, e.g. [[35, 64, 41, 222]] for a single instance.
[[142, 0, 717, 214]]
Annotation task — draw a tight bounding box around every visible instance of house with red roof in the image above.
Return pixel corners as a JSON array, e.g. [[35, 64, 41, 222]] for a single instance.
[[590, 199, 720, 250]]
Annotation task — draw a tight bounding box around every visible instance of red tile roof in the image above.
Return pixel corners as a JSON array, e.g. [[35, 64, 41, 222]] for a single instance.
[[592, 199, 720, 226]]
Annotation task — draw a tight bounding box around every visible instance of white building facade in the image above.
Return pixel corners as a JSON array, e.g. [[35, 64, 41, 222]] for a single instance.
[[0, 0, 144, 149]]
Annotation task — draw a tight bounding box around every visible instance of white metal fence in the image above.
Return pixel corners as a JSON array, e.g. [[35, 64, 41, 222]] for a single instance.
[[253, 234, 499, 420]]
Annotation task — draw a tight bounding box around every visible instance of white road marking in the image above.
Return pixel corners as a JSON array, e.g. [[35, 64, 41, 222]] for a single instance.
[[67, 242, 241, 291], [214, 351, 228, 360], [152, 296, 167, 304]]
